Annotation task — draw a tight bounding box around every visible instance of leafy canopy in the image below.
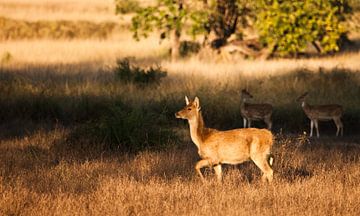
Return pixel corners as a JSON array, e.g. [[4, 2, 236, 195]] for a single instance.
[[131, 0, 209, 41], [256, 0, 349, 56]]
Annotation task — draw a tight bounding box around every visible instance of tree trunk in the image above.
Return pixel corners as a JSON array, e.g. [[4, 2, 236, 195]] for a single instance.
[[171, 29, 181, 62]]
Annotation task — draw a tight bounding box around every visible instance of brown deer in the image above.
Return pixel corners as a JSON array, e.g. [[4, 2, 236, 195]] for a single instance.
[[240, 89, 273, 130], [296, 92, 344, 138], [175, 96, 274, 182]]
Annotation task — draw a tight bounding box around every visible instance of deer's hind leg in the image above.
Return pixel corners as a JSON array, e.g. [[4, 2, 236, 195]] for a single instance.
[[264, 115, 272, 130], [252, 155, 273, 183], [213, 164, 222, 182], [334, 117, 343, 137], [250, 139, 273, 183]]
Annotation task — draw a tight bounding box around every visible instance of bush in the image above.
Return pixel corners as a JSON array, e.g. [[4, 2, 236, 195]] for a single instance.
[[114, 59, 167, 85], [255, 0, 350, 56], [115, 0, 141, 14], [91, 102, 176, 152]]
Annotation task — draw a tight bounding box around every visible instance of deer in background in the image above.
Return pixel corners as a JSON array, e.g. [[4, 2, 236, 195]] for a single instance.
[[240, 89, 273, 130], [175, 96, 274, 183], [296, 92, 344, 138]]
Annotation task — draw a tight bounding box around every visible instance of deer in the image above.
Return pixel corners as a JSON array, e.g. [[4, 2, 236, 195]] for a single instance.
[[175, 96, 274, 183], [240, 89, 273, 130], [296, 92, 344, 138]]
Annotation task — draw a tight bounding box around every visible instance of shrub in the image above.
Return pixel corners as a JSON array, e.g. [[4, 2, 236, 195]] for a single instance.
[[91, 102, 176, 152], [115, 0, 141, 14], [114, 59, 167, 85], [255, 0, 350, 56]]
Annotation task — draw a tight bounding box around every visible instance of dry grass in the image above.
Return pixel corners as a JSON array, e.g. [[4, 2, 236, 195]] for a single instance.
[[0, 0, 118, 22], [1, 0, 360, 215], [1, 127, 360, 215], [0, 36, 169, 64]]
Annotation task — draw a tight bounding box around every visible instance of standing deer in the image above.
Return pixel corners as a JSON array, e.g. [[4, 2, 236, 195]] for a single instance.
[[175, 96, 274, 182], [240, 89, 273, 130], [296, 92, 344, 138]]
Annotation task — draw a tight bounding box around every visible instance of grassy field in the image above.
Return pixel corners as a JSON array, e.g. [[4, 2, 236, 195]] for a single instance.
[[1, 0, 360, 215]]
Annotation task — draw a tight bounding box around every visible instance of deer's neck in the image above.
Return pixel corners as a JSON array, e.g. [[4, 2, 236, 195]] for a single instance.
[[188, 112, 206, 149], [240, 98, 246, 111], [302, 101, 311, 110]]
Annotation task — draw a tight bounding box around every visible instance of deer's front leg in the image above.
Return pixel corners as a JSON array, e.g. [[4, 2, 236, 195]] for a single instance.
[[195, 160, 211, 182], [243, 118, 247, 128]]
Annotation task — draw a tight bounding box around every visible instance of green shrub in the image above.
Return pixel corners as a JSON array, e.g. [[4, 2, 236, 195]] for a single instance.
[[115, 0, 141, 14], [255, 0, 350, 56], [91, 103, 176, 152], [114, 59, 167, 85]]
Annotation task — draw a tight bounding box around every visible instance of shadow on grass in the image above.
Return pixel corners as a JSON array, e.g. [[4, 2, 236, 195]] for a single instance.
[[1, 61, 360, 191]]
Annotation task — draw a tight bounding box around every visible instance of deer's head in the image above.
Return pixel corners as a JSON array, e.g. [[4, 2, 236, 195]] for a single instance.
[[296, 92, 308, 103], [175, 96, 201, 121], [241, 89, 253, 101]]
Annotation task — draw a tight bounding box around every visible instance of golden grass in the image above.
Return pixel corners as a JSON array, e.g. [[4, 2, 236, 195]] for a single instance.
[[0, 0, 118, 22], [1, 1, 360, 215], [1, 126, 360, 215], [0, 36, 169, 65]]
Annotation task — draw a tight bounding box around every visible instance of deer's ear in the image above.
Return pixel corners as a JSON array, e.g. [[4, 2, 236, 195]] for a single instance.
[[185, 96, 190, 105], [194, 97, 200, 108]]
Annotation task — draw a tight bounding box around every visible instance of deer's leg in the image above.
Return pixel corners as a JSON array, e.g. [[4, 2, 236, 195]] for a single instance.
[[264, 116, 272, 130], [195, 160, 211, 182], [310, 120, 314, 137], [314, 120, 320, 138], [213, 164, 222, 182], [243, 118, 247, 128], [248, 120, 252, 128], [251, 155, 273, 183], [334, 118, 343, 137]]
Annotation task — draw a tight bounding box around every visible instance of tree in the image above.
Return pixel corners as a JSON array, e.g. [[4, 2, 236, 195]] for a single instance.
[[126, 0, 351, 60], [131, 0, 208, 61], [255, 0, 351, 57]]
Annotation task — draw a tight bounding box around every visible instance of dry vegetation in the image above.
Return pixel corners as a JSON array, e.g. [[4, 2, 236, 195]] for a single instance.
[[1, 0, 360, 215]]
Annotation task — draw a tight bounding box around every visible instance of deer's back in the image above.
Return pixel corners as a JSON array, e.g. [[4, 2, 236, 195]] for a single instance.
[[305, 104, 343, 119]]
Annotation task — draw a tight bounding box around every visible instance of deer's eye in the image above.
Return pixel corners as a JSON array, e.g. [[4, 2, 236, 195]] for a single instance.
[[187, 108, 192, 111]]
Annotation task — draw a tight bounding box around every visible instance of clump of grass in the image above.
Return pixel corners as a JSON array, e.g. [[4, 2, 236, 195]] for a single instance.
[[114, 58, 167, 85], [0, 17, 117, 40], [115, 0, 141, 14], [1, 51, 12, 64]]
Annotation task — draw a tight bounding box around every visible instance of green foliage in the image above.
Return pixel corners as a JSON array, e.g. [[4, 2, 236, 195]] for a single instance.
[[255, 0, 349, 56], [115, 0, 141, 14], [114, 59, 167, 85], [92, 102, 176, 152], [131, 0, 209, 41]]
